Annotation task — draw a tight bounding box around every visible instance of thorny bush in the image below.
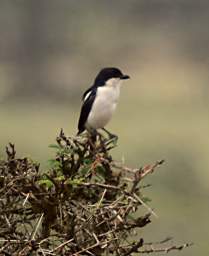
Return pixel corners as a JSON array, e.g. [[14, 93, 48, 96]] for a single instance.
[[0, 130, 192, 255]]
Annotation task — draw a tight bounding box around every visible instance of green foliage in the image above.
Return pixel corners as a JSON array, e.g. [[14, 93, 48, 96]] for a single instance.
[[38, 178, 54, 189], [66, 177, 84, 187], [47, 159, 62, 170]]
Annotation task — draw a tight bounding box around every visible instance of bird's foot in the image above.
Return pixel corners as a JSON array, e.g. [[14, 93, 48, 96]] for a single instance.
[[87, 129, 118, 153], [105, 134, 118, 148], [101, 128, 118, 147]]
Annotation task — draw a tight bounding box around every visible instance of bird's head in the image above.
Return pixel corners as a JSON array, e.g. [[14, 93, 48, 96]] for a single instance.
[[94, 67, 130, 88]]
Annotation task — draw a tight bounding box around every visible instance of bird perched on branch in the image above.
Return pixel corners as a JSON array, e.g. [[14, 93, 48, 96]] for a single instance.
[[77, 67, 130, 138]]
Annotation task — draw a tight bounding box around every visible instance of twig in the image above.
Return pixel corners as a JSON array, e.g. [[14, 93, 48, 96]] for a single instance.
[[23, 193, 30, 206], [50, 238, 74, 253], [72, 238, 118, 256], [139, 160, 165, 180], [97, 189, 107, 209], [133, 193, 158, 218], [143, 236, 173, 245], [0, 239, 28, 243], [138, 242, 193, 253], [31, 213, 44, 240], [80, 182, 120, 190], [123, 239, 144, 256], [4, 215, 11, 228]]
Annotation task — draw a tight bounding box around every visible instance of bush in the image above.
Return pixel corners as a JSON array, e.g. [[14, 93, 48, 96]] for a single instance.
[[0, 130, 191, 255]]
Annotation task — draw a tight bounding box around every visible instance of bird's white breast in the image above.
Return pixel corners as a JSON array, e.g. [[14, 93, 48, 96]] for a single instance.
[[86, 81, 121, 129]]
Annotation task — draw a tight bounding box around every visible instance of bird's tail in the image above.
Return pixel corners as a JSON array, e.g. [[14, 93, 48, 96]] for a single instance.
[[76, 130, 81, 136], [76, 127, 85, 136]]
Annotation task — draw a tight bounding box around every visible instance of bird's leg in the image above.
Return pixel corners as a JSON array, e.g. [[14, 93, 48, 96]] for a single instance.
[[86, 129, 98, 152], [96, 130, 109, 152], [102, 128, 118, 140], [88, 129, 107, 153], [102, 128, 118, 144], [90, 129, 98, 142]]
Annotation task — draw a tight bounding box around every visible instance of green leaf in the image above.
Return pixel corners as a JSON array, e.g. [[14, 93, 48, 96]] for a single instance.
[[80, 166, 91, 176], [83, 158, 93, 165], [48, 159, 62, 170], [66, 178, 84, 187], [57, 147, 73, 156], [95, 165, 106, 178], [38, 179, 54, 189], [79, 158, 94, 176], [55, 175, 65, 181]]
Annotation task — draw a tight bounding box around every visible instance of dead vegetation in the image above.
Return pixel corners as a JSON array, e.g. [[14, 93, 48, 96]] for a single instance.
[[0, 130, 192, 255]]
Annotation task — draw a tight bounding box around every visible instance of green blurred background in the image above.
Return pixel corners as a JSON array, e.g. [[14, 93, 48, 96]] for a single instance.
[[0, 0, 209, 254]]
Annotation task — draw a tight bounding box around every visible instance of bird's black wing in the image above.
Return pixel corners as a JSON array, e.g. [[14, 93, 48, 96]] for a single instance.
[[77, 88, 97, 135]]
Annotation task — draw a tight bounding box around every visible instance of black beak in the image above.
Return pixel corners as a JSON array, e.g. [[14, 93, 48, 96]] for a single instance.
[[120, 74, 130, 80]]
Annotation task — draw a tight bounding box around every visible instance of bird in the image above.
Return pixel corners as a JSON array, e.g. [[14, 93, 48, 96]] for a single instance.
[[77, 67, 130, 138]]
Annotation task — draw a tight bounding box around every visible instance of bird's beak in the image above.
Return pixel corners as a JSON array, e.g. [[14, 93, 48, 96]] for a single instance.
[[120, 75, 130, 80]]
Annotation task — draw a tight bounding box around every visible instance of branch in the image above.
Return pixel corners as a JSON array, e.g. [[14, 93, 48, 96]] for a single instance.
[[123, 239, 144, 256], [138, 243, 193, 254]]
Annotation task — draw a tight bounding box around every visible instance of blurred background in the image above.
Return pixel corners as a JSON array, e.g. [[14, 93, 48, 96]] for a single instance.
[[0, 0, 209, 254]]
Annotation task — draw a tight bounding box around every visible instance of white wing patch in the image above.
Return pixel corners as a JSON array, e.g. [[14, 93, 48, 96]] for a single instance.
[[83, 91, 91, 102]]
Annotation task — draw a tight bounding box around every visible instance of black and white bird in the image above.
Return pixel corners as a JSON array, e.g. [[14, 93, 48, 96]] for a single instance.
[[77, 67, 130, 137]]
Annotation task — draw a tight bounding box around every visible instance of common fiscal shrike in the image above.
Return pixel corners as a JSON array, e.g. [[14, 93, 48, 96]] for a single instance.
[[77, 67, 130, 137]]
